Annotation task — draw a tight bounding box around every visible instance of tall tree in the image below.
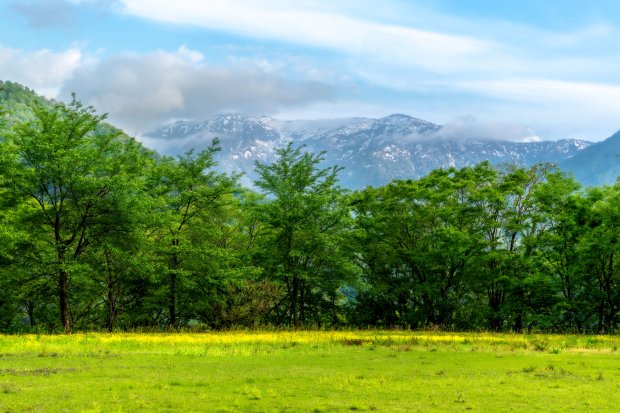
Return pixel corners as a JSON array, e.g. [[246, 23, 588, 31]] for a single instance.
[[254, 143, 353, 326], [475, 164, 556, 331], [0, 97, 148, 333], [579, 185, 620, 332], [148, 141, 236, 329], [353, 164, 492, 328]]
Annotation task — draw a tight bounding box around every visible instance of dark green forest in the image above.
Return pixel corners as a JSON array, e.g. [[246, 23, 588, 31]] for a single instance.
[[1, 82, 619, 334]]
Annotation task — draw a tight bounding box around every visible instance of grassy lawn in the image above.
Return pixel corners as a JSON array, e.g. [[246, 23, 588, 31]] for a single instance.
[[0, 331, 619, 412]]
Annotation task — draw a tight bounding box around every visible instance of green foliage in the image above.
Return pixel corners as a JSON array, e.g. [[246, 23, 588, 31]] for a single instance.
[[146, 142, 240, 329], [253, 143, 355, 326], [350, 161, 620, 333], [0, 85, 620, 333], [0, 96, 150, 332], [0, 81, 50, 126]]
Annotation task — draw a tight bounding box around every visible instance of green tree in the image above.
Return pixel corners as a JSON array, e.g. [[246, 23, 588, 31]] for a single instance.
[[353, 164, 493, 328], [474, 164, 557, 331], [148, 142, 236, 329], [0, 97, 148, 333], [579, 185, 620, 332], [529, 172, 588, 332], [254, 143, 354, 326]]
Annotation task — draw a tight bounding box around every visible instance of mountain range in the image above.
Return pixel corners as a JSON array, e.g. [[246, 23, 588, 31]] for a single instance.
[[145, 113, 612, 189], [561, 130, 620, 186], [2, 80, 618, 189]]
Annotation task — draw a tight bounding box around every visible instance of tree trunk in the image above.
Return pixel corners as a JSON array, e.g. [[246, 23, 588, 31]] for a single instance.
[[169, 238, 180, 330], [104, 251, 118, 332], [59, 268, 71, 333], [487, 282, 504, 332], [169, 270, 178, 329], [605, 253, 616, 332], [513, 287, 524, 333], [299, 282, 306, 324], [106, 283, 117, 332], [290, 275, 299, 326], [25, 301, 36, 329]]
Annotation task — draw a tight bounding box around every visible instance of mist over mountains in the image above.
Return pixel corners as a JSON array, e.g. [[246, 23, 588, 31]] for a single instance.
[[2, 81, 618, 189], [145, 113, 598, 189]]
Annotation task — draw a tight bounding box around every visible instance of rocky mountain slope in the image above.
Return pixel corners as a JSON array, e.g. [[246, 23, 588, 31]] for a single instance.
[[146, 113, 592, 188], [560, 130, 620, 187]]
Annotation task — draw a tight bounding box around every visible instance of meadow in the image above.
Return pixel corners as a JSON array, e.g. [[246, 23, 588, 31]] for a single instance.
[[1, 331, 619, 412]]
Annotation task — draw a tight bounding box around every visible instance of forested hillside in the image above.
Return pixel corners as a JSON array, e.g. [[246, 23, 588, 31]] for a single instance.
[[0, 81, 51, 124], [1, 93, 619, 334]]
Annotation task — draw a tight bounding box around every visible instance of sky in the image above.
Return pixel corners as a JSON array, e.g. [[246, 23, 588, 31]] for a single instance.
[[2, 0, 620, 141]]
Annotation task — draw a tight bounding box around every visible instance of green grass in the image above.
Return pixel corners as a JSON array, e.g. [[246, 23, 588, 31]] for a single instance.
[[0, 331, 619, 412]]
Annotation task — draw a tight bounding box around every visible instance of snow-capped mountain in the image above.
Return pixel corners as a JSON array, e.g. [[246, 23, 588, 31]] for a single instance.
[[145, 113, 592, 189]]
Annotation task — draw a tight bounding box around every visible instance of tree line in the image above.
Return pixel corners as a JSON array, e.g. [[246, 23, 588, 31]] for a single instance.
[[0, 98, 619, 334]]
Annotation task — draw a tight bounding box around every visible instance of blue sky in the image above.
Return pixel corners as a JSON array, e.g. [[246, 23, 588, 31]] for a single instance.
[[2, 0, 620, 141]]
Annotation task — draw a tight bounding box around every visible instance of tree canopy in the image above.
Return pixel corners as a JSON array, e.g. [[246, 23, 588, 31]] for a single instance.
[[1, 99, 620, 333]]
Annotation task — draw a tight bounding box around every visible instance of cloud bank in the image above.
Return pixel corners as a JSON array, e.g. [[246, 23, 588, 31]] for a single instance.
[[118, 0, 491, 76], [60, 46, 334, 132], [0, 45, 82, 97], [433, 116, 541, 143], [3, 0, 620, 140]]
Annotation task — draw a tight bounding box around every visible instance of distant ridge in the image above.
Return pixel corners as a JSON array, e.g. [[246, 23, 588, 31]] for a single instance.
[[2, 80, 611, 189], [146, 113, 592, 188], [560, 130, 620, 186]]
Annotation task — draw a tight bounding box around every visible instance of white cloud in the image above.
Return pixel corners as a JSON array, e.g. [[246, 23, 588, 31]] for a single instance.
[[177, 44, 203, 63], [61, 46, 335, 132], [439, 78, 620, 140], [118, 0, 491, 74], [433, 115, 540, 142], [0, 45, 83, 97], [4, 0, 620, 141], [459, 78, 620, 108]]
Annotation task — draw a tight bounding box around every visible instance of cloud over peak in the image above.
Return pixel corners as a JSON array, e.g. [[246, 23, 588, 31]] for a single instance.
[[434, 115, 541, 143], [61, 46, 335, 132]]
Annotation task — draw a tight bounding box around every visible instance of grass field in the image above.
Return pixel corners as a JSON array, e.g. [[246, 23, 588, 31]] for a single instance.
[[1, 331, 619, 412]]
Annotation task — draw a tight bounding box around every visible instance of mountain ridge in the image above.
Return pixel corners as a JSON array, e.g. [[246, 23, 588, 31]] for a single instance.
[[145, 112, 593, 188], [560, 130, 620, 186], [2, 81, 615, 189]]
